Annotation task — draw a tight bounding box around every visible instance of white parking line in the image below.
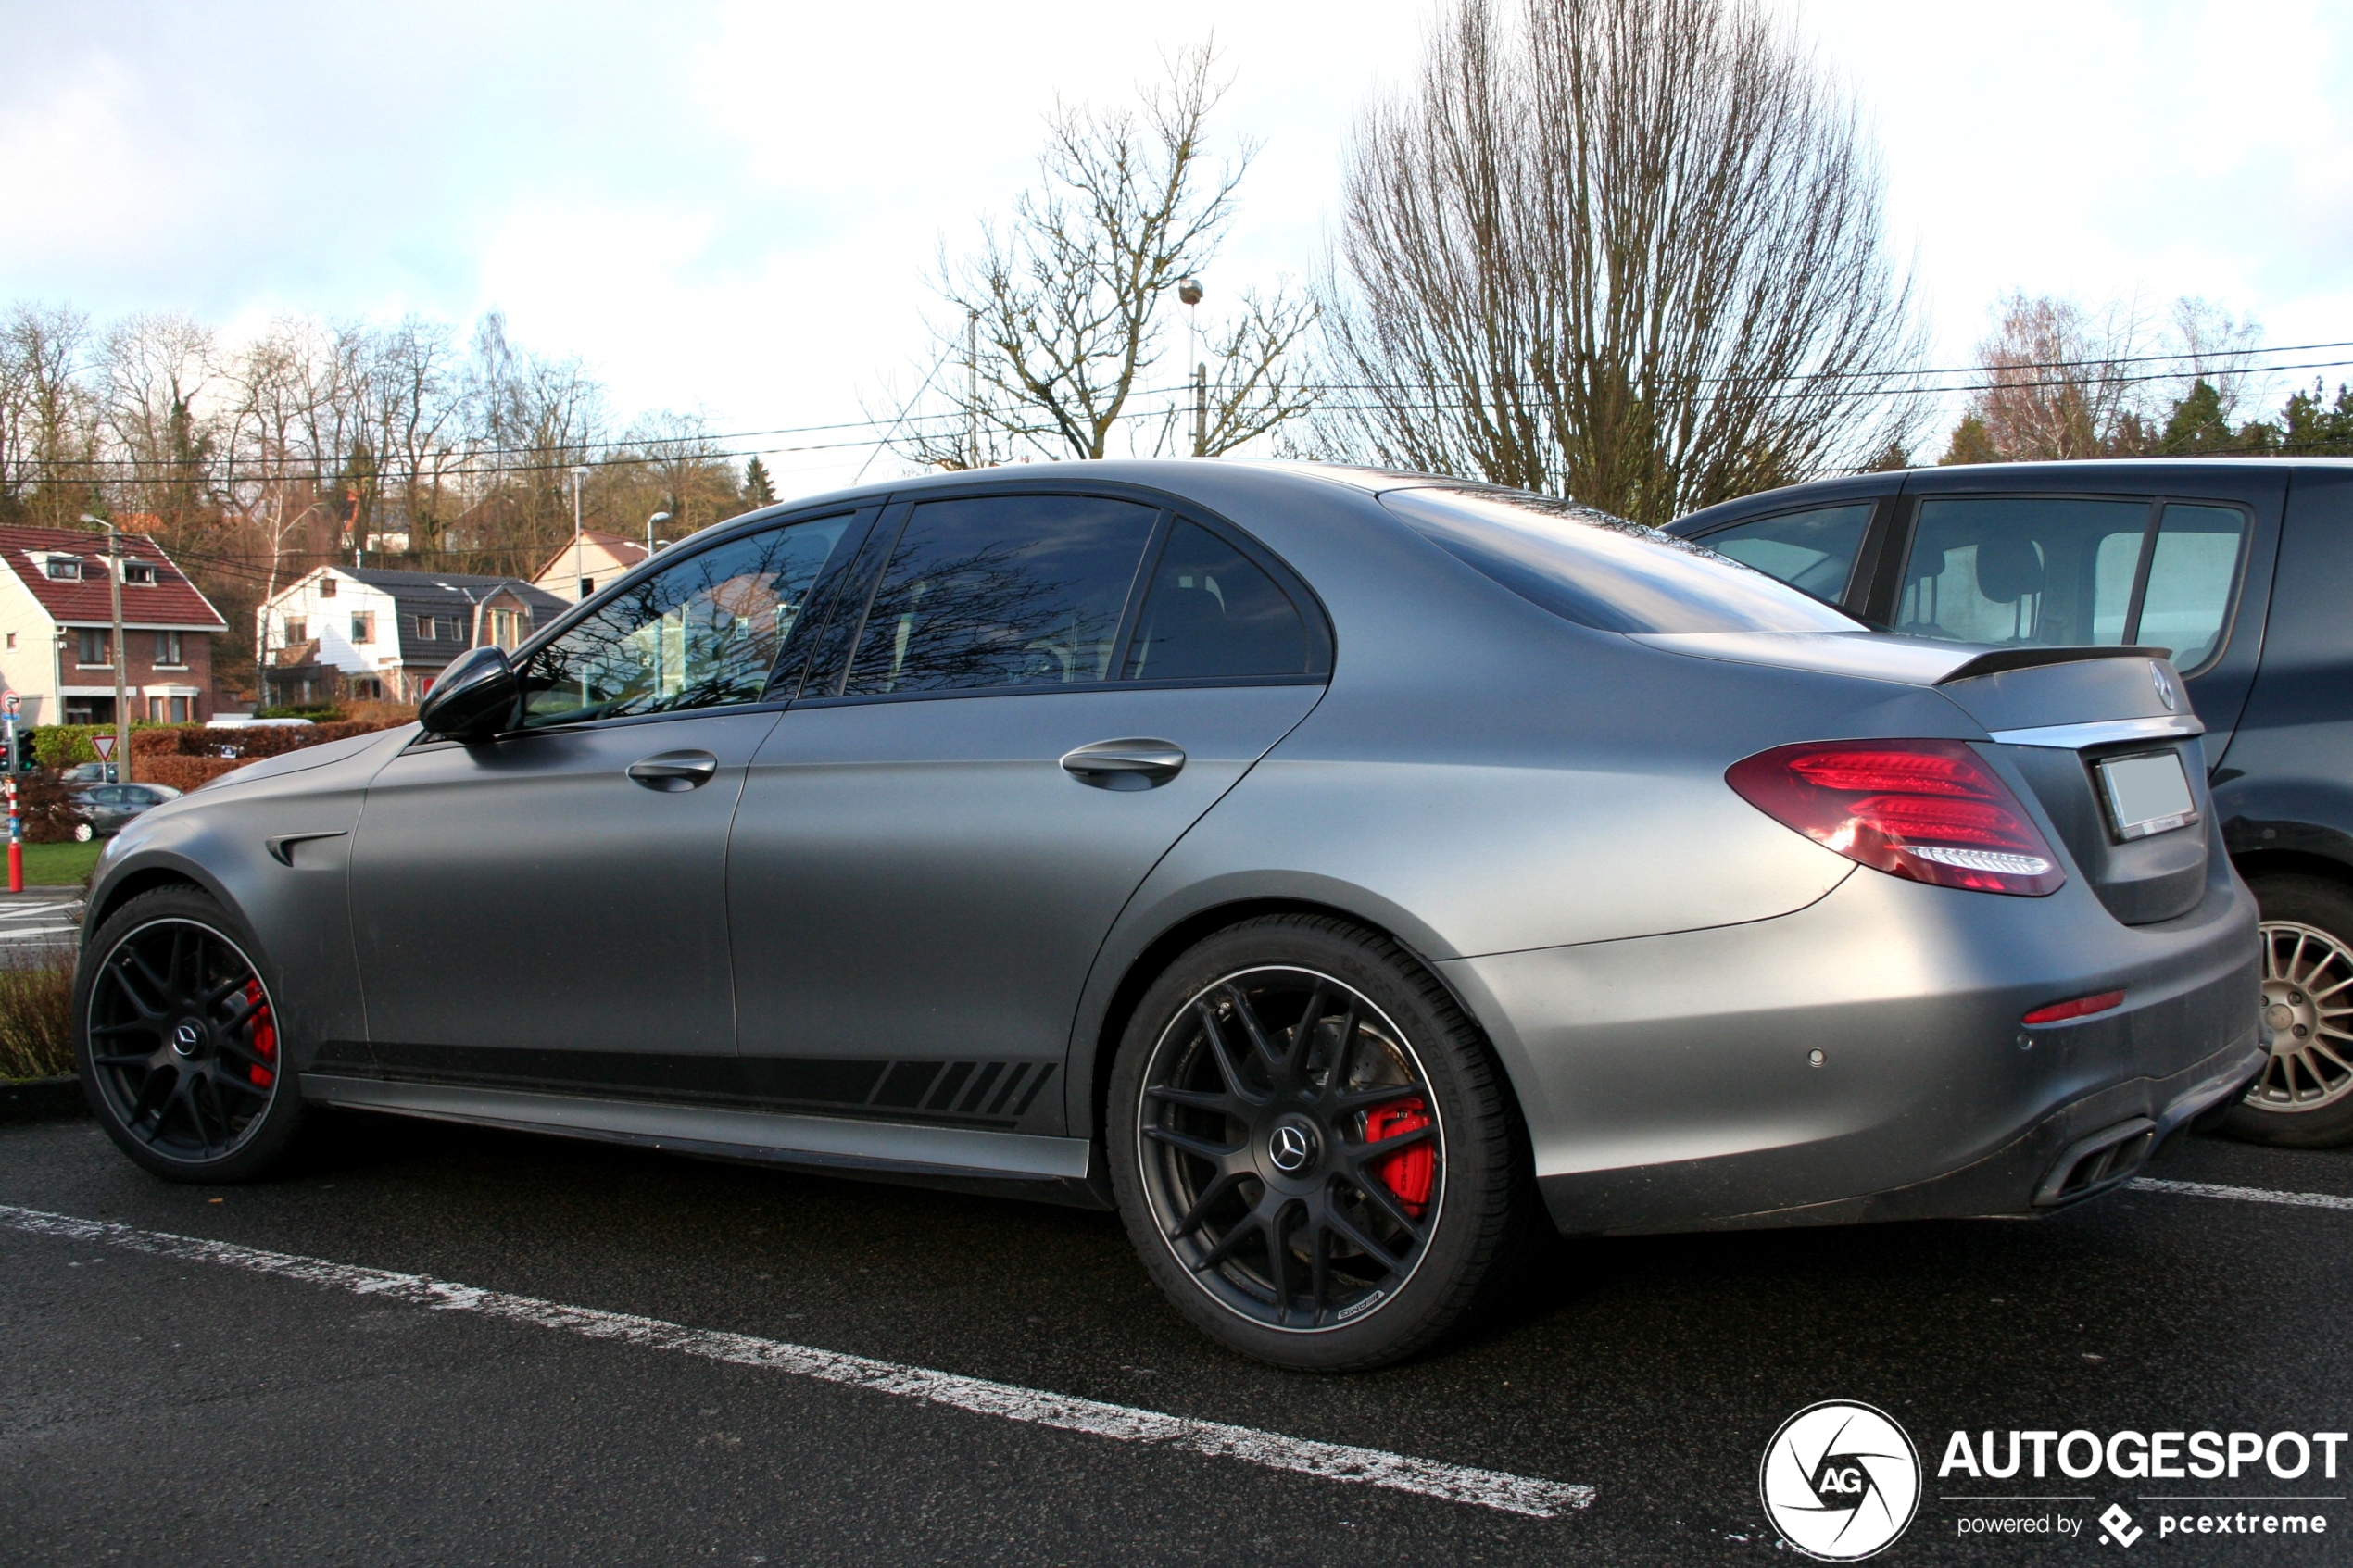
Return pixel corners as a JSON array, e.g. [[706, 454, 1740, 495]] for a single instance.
[[2127, 1177, 2353, 1213], [0, 1203, 1593, 1519]]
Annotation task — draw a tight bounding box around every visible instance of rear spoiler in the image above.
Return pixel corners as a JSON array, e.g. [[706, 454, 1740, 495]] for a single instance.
[[1935, 645, 2171, 685]]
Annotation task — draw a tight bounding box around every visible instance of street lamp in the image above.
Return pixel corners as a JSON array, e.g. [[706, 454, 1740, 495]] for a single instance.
[[80, 512, 130, 783], [1176, 275, 1205, 456], [647, 510, 671, 558]]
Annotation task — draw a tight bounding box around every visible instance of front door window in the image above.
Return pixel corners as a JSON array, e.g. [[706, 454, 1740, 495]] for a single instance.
[[520, 515, 853, 727]]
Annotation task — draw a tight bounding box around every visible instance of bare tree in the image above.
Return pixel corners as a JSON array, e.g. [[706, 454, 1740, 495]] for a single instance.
[[1939, 293, 2268, 464], [1315, 0, 1926, 524], [0, 303, 99, 528], [894, 44, 1318, 470]]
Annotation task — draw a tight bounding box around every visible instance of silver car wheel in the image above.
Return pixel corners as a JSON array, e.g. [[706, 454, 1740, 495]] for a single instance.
[[1134, 965, 1444, 1334], [2244, 920, 2353, 1112]]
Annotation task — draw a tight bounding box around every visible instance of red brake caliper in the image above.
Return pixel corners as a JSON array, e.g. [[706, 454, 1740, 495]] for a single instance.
[[244, 980, 277, 1087], [1364, 1098, 1433, 1216]]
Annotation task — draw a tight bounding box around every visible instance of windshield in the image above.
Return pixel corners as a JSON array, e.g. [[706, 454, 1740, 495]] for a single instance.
[[1380, 487, 1865, 635]]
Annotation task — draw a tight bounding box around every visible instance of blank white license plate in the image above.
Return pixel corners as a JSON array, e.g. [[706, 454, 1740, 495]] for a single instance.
[[2097, 750, 2198, 840]]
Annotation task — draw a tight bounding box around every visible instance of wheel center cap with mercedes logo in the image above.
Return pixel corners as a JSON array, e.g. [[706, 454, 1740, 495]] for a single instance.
[[170, 1020, 206, 1058], [1266, 1116, 1319, 1173]]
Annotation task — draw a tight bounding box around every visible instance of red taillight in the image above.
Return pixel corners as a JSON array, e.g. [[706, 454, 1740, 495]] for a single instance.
[[2021, 990, 2124, 1025], [1727, 739, 2065, 897]]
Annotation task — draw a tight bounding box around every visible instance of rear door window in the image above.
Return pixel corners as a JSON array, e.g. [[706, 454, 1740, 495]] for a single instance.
[[1694, 503, 1873, 607], [2138, 505, 2246, 671], [842, 495, 1159, 695], [1897, 496, 2246, 671], [1122, 519, 1315, 680]]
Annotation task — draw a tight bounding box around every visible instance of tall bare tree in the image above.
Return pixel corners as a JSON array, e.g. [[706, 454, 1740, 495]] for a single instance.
[[0, 303, 99, 528], [1315, 0, 1926, 523], [895, 44, 1317, 470]]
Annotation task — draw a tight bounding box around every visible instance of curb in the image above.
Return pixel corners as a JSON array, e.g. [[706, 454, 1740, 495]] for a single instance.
[[0, 1075, 87, 1123]]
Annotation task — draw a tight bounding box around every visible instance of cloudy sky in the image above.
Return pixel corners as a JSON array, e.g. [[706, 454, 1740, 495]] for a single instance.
[[4, 0, 2347, 498]]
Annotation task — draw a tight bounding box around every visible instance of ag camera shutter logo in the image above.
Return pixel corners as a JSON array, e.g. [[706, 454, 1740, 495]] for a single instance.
[[1760, 1400, 1922, 1561]]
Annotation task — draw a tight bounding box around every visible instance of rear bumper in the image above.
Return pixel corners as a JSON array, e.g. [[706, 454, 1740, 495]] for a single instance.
[[1441, 849, 2262, 1235]]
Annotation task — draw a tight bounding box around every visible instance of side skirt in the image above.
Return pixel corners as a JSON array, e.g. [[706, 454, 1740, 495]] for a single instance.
[[300, 1074, 1109, 1209]]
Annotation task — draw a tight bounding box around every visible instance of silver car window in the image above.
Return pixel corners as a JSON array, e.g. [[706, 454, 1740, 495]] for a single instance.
[[844, 495, 1159, 695], [1381, 487, 1862, 634], [1122, 520, 1313, 681], [519, 515, 853, 728]]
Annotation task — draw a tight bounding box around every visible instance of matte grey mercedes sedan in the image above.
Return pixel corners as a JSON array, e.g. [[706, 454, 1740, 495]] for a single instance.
[[74, 461, 2263, 1369]]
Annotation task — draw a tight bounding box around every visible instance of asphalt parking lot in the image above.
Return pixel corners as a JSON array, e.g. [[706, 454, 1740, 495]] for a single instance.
[[3, 1109, 2348, 1566]]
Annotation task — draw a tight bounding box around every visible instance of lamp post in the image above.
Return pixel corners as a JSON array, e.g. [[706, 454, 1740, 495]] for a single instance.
[[81, 513, 130, 784], [1176, 275, 1205, 456], [571, 465, 590, 600], [647, 510, 671, 558]]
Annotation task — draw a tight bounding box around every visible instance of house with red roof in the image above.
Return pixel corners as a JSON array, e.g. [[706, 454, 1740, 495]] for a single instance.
[[0, 523, 228, 726]]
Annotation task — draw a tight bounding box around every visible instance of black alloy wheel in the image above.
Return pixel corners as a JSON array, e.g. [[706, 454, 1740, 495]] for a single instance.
[[77, 887, 306, 1182], [1109, 915, 1525, 1371]]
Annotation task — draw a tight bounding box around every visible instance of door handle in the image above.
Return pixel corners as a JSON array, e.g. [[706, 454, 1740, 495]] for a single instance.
[[1059, 737, 1186, 788], [626, 750, 719, 791]]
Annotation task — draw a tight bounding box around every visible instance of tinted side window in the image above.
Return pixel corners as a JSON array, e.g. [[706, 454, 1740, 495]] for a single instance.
[[520, 515, 851, 728], [1123, 520, 1312, 680], [1899, 497, 2148, 648], [1697, 504, 1872, 606], [2138, 504, 2246, 671], [844, 495, 1157, 695]]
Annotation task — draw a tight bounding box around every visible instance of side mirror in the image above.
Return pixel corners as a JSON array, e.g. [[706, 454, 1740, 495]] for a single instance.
[[418, 646, 520, 740]]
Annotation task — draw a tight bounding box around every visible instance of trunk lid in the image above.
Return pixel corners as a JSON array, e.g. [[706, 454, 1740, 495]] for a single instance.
[[1631, 632, 2212, 923]]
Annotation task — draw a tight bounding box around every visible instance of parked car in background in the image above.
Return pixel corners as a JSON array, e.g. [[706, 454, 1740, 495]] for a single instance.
[[1668, 458, 2353, 1147], [70, 782, 181, 840], [62, 760, 119, 785]]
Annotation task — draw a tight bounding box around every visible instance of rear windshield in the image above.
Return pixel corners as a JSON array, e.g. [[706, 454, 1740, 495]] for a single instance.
[[1380, 486, 1864, 635]]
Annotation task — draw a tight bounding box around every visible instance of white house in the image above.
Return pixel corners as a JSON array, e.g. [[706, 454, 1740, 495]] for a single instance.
[[257, 567, 568, 705]]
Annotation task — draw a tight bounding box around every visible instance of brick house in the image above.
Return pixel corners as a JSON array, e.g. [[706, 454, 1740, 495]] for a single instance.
[[0, 523, 227, 725], [257, 567, 568, 705]]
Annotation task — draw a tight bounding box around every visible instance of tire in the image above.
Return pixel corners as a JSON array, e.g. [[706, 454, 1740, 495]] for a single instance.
[[2215, 873, 2353, 1149], [74, 885, 306, 1183], [1106, 914, 1525, 1372]]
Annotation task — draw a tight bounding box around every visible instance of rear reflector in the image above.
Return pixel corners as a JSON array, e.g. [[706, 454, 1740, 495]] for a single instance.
[[2021, 990, 2125, 1025], [1727, 738, 2066, 897]]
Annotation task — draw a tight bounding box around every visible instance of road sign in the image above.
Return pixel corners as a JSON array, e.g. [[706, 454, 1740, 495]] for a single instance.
[[3, 693, 17, 712], [93, 734, 116, 759]]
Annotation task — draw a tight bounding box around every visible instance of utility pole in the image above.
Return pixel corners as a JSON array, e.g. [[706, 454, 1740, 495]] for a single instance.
[[82, 513, 131, 784], [965, 309, 980, 469], [1177, 276, 1205, 456], [571, 466, 590, 600]]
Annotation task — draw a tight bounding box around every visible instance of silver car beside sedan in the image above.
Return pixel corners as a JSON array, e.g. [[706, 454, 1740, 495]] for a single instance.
[[73, 461, 2260, 1369]]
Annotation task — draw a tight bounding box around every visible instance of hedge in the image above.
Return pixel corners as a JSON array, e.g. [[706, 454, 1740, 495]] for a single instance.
[[127, 717, 411, 761], [33, 723, 163, 771], [136, 755, 251, 793]]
